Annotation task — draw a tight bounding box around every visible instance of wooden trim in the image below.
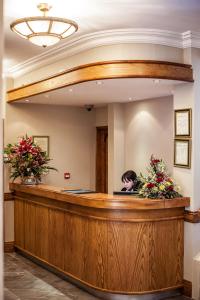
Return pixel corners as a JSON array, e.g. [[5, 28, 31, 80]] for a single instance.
[[7, 60, 193, 103], [4, 241, 14, 253], [182, 279, 192, 298], [174, 108, 192, 138], [184, 209, 200, 223], [14, 195, 185, 222], [174, 139, 191, 169], [4, 192, 14, 201], [9, 182, 190, 210]]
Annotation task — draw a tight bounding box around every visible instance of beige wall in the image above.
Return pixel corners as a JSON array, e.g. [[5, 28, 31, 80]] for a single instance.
[[13, 43, 183, 88], [0, 0, 3, 296], [4, 103, 96, 190], [107, 96, 173, 192], [124, 96, 173, 178], [95, 107, 108, 127], [4, 104, 108, 242], [108, 103, 125, 193]]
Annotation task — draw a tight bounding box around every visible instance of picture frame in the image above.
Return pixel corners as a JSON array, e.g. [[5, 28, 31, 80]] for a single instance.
[[33, 136, 49, 156], [174, 139, 191, 168], [174, 108, 192, 137]]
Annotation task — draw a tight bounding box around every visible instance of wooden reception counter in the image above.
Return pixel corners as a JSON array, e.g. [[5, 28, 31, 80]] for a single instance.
[[10, 182, 190, 299]]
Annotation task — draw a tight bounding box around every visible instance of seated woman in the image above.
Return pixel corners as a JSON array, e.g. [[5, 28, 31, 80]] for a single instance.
[[121, 170, 140, 192]]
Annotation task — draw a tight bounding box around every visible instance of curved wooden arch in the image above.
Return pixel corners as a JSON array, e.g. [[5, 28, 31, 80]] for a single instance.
[[7, 60, 193, 103]]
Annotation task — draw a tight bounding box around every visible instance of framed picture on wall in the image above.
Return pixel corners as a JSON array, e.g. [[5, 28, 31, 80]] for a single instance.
[[174, 108, 192, 137], [33, 136, 49, 156], [174, 139, 191, 168]]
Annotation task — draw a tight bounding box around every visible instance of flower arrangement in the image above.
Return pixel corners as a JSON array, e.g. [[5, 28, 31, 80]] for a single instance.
[[4, 135, 57, 184], [138, 155, 182, 199]]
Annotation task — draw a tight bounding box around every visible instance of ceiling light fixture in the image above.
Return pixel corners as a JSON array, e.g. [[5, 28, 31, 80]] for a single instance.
[[10, 3, 78, 48]]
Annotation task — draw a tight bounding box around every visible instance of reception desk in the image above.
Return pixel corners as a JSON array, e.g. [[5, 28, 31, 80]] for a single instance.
[[10, 182, 190, 299]]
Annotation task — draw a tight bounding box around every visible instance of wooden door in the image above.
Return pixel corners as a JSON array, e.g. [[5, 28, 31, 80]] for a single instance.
[[96, 126, 108, 193]]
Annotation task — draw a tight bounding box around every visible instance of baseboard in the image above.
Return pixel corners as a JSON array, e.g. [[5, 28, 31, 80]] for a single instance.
[[183, 279, 192, 298], [184, 210, 200, 223], [4, 241, 14, 253]]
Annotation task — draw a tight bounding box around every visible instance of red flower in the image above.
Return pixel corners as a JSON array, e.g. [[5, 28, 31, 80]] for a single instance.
[[147, 183, 155, 189], [167, 185, 174, 191], [152, 159, 160, 164], [156, 177, 163, 183]]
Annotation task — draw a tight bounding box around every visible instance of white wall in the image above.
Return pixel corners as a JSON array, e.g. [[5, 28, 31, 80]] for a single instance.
[[124, 96, 173, 177], [174, 48, 200, 298], [108, 104, 125, 193], [13, 44, 183, 87]]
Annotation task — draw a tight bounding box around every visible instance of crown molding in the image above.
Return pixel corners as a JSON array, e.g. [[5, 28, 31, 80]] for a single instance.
[[7, 28, 200, 78], [182, 31, 200, 48]]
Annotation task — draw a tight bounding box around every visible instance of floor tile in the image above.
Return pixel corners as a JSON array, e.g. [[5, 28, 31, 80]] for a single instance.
[[4, 253, 192, 300]]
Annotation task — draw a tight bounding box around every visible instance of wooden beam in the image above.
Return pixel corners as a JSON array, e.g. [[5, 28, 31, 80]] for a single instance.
[[7, 60, 193, 103]]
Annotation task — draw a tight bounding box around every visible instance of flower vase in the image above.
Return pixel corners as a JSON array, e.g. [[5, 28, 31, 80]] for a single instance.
[[21, 176, 37, 185]]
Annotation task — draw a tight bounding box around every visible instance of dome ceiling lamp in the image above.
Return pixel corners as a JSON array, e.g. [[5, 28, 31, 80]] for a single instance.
[[10, 3, 78, 48]]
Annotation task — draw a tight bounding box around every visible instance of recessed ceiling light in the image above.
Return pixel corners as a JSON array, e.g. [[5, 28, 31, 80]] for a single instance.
[[96, 81, 103, 85], [25, 99, 30, 102], [153, 79, 160, 84], [128, 97, 133, 101], [69, 88, 73, 92]]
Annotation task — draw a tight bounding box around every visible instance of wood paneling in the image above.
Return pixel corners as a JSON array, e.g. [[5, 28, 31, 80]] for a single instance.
[[7, 60, 193, 103], [24, 202, 36, 254], [11, 183, 189, 295], [35, 204, 49, 261], [14, 198, 24, 249], [96, 127, 108, 193], [184, 209, 200, 223], [49, 209, 65, 269]]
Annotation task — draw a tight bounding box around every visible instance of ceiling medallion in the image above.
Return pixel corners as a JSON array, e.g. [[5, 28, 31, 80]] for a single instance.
[[10, 3, 78, 48]]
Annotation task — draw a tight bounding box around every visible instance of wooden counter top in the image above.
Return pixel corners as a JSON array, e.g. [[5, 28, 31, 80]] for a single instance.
[[9, 182, 190, 210], [11, 182, 190, 298]]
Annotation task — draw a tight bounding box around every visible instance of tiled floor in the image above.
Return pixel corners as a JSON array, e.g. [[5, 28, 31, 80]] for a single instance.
[[4, 253, 191, 300]]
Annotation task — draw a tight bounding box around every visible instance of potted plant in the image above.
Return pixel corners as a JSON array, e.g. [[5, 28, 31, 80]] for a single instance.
[[4, 135, 57, 184], [138, 155, 182, 199]]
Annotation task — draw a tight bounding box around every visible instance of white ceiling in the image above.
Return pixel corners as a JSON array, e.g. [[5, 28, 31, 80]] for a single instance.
[[16, 78, 184, 106], [4, 1, 197, 107], [4, 0, 200, 71]]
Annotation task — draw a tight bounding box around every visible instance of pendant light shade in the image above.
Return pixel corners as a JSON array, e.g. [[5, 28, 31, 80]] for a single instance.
[[10, 3, 78, 48]]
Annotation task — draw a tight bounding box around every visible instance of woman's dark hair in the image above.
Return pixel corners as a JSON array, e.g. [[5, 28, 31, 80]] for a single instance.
[[121, 170, 137, 182]]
